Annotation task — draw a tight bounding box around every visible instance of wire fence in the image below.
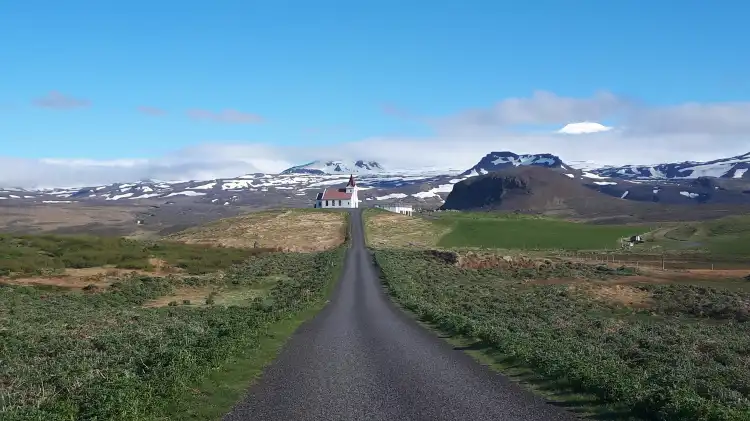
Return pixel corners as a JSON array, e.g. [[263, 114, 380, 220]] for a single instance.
[[569, 252, 749, 271]]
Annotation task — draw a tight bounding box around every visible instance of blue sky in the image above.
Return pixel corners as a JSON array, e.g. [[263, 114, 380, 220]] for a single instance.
[[1, 1, 749, 186]]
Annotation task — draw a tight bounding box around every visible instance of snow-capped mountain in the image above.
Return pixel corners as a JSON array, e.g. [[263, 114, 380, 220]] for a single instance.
[[0, 171, 473, 207], [589, 152, 750, 180], [2, 151, 750, 208], [460, 152, 565, 176], [281, 159, 385, 175]]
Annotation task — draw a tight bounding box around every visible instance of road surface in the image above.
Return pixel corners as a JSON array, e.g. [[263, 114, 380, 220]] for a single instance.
[[223, 209, 578, 421]]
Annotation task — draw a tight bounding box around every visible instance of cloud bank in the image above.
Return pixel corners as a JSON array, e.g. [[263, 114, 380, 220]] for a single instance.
[[3, 91, 750, 189]]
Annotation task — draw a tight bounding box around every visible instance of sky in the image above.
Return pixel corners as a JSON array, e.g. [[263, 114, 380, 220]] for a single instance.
[[1, 0, 750, 188]]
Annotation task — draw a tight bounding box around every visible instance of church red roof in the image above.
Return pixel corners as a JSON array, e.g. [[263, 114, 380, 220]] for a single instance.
[[321, 188, 353, 200]]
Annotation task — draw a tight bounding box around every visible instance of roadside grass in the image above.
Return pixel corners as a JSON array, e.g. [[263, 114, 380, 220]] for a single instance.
[[0, 233, 275, 278], [0, 212, 349, 421], [374, 249, 750, 421], [166, 208, 347, 252]]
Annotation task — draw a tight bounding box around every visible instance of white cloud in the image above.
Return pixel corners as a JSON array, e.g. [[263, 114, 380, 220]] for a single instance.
[[2, 91, 749, 189], [558, 122, 612, 134]]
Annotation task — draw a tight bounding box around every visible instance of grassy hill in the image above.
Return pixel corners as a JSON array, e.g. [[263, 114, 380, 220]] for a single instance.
[[644, 215, 750, 255], [166, 208, 347, 252]]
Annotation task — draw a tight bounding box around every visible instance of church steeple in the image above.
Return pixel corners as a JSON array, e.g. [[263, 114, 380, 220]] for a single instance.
[[346, 174, 356, 187]]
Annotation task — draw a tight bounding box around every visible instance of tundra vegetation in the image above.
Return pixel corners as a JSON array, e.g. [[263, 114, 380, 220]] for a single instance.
[[0, 210, 348, 421], [366, 209, 750, 421]]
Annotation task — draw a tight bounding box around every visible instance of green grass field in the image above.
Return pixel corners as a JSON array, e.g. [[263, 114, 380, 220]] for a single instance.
[[0, 233, 277, 277], [374, 249, 750, 421], [366, 210, 651, 250], [436, 215, 647, 249]]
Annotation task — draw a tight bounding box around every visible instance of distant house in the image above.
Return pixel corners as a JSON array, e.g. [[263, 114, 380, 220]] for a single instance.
[[375, 204, 413, 216], [314, 175, 360, 209]]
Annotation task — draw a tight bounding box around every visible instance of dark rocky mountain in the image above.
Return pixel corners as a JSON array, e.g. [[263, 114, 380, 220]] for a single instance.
[[441, 166, 750, 221], [442, 166, 619, 215], [460, 152, 565, 177]]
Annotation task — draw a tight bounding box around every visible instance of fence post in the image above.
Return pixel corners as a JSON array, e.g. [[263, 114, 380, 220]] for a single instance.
[[661, 254, 665, 271]]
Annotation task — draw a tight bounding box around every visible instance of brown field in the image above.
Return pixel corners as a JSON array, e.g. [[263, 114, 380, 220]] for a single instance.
[[1, 258, 186, 290], [365, 211, 450, 248], [0, 202, 252, 237], [166, 209, 347, 252], [0, 203, 139, 234]]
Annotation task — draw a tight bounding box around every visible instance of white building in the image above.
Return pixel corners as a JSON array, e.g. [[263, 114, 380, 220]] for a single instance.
[[375, 204, 413, 216], [314, 175, 360, 208]]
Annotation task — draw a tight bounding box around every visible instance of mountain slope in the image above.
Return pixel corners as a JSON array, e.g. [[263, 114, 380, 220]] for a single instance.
[[590, 152, 750, 180]]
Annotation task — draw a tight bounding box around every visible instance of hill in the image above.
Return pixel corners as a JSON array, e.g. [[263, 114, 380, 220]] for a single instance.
[[166, 208, 348, 252], [441, 166, 624, 215]]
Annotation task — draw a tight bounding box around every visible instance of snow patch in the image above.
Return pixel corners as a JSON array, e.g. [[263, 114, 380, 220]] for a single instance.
[[734, 168, 748, 178], [620, 191, 629, 199], [593, 181, 617, 186], [165, 191, 206, 197], [106, 193, 134, 200], [375, 193, 408, 200], [582, 172, 607, 179], [564, 173, 575, 178], [190, 182, 217, 190], [679, 191, 700, 199]]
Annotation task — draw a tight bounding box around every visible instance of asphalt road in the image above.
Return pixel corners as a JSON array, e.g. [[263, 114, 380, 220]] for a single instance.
[[223, 209, 578, 421]]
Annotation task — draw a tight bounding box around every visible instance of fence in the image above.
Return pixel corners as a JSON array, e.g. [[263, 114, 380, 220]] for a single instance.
[[559, 251, 749, 271]]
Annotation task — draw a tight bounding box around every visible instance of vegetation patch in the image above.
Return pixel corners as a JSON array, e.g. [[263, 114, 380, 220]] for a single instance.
[[577, 284, 653, 308], [0, 246, 346, 420], [167, 209, 347, 252], [0, 233, 272, 278], [375, 249, 750, 421]]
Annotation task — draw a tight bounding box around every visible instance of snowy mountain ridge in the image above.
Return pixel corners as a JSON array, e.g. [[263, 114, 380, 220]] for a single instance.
[[280, 159, 385, 175], [589, 151, 750, 180], [1, 151, 748, 207]]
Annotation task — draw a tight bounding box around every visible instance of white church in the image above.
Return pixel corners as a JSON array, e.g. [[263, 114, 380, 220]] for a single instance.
[[314, 175, 360, 209]]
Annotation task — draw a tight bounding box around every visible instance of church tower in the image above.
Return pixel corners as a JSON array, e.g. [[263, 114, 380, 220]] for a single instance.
[[345, 174, 359, 208], [345, 174, 356, 194]]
